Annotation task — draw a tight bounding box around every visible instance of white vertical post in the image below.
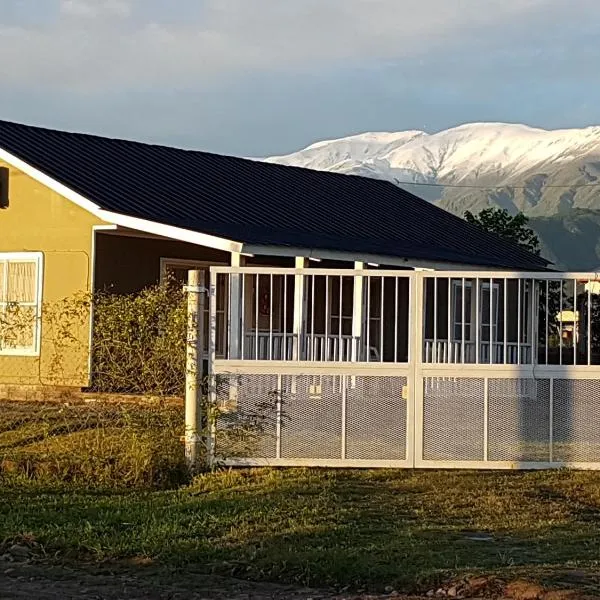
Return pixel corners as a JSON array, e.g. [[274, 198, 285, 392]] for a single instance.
[[208, 268, 218, 468], [531, 279, 537, 365], [293, 256, 307, 361], [350, 262, 365, 389], [352, 261, 364, 362], [433, 277, 438, 363], [341, 375, 347, 460], [411, 271, 425, 467], [291, 257, 307, 395], [545, 280, 549, 365], [549, 377, 554, 463], [276, 374, 282, 459], [517, 279, 522, 365], [588, 280, 592, 366], [185, 269, 205, 472], [229, 253, 242, 404], [229, 252, 242, 359], [475, 278, 480, 364], [573, 279, 577, 366], [559, 281, 563, 366], [483, 377, 489, 461]]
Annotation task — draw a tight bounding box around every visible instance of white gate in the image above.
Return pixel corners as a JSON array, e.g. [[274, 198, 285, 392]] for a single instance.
[[207, 267, 600, 470]]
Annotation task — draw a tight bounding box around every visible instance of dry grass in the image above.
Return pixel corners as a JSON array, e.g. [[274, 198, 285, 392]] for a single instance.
[[0, 399, 188, 489]]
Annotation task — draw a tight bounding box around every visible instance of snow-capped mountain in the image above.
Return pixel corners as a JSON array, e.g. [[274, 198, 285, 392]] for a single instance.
[[265, 123, 600, 270], [266, 123, 600, 216]]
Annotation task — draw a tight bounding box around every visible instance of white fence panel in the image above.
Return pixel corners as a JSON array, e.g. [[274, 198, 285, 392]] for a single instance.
[[212, 367, 414, 468], [206, 266, 600, 470]]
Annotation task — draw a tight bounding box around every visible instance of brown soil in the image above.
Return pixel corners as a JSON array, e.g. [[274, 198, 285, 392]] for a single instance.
[[0, 565, 597, 600]]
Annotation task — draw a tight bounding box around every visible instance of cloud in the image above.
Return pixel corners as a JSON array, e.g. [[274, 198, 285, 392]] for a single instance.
[[59, 0, 133, 19], [0, 0, 589, 91], [1, 0, 599, 157]]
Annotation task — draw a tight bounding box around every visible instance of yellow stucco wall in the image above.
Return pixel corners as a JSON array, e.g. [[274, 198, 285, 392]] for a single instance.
[[0, 161, 103, 387]]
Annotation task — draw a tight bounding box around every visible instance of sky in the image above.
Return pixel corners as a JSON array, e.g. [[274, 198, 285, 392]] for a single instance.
[[0, 0, 599, 156]]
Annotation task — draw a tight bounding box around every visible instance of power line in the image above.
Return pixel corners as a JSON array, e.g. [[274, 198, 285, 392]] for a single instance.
[[393, 179, 600, 190]]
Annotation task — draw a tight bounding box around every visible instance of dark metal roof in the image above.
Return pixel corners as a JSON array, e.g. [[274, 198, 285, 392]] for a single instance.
[[0, 119, 548, 270]]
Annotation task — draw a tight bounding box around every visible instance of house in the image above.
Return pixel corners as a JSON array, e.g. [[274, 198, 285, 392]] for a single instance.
[[0, 119, 548, 389]]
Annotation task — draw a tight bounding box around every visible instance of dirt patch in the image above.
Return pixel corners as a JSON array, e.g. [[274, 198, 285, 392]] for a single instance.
[[0, 564, 330, 600], [0, 566, 597, 600]]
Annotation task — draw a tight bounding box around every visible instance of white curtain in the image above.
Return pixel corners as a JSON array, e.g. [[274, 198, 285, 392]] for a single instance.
[[0, 261, 5, 302], [7, 261, 36, 303]]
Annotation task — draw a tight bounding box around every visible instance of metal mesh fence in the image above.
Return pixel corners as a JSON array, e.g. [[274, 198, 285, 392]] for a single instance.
[[215, 373, 410, 464], [423, 377, 485, 461], [488, 378, 550, 462], [553, 379, 600, 463], [420, 376, 600, 466], [346, 376, 407, 460]]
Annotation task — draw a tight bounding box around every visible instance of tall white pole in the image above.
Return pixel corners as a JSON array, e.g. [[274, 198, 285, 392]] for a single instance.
[[185, 269, 205, 471]]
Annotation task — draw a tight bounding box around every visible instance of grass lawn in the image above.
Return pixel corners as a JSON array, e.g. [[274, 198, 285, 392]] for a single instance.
[[3, 468, 600, 594]]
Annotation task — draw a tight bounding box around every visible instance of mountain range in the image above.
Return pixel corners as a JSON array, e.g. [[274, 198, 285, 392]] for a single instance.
[[265, 123, 600, 270]]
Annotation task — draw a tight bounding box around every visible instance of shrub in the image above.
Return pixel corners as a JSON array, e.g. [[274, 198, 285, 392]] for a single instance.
[[91, 284, 188, 397]]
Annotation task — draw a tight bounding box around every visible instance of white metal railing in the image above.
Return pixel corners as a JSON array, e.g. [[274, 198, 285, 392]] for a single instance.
[[208, 267, 600, 367], [203, 267, 600, 472], [243, 331, 292, 360], [213, 267, 412, 364], [243, 331, 381, 362], [424, 339, 532, 364]]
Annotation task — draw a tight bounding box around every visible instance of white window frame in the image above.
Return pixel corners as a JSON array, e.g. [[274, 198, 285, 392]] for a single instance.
[[451, 280, 499, 342], [0, 252, 44, 356], [480, 282, 500, 343], [329, 276, 353, 337]]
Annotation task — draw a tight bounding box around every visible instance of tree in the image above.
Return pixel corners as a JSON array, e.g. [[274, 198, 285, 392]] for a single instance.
[[464, 207, 557, 361], [464, 207, 541, 256]]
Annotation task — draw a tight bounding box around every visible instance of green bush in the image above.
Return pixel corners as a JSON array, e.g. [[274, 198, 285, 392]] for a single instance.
[[91, 283, 188, 396]]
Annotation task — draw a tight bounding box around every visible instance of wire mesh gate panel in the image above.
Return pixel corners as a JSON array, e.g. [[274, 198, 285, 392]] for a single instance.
[[214, 371, 411, 467], [417, 373, 600, 468]]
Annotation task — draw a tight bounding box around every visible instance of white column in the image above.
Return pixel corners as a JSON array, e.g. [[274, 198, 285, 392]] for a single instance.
[[292, 256, 308, 361], [229, 252, 242, 359], [185, 269, 205, 472], [352, 261, 364, 362], [229, 252, 243, 406]]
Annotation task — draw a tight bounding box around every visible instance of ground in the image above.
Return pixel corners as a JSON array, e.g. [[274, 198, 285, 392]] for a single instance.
[[0, 564, 330, 600], [2, 564, 597, 600], [3, 469, 600, 598]]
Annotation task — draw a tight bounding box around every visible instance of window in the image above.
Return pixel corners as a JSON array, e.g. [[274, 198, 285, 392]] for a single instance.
[[0, 253, 43, 355], [480, 283, 499, 343], [451, 280, 499, 342], [329, 277, 353, 336], [451, 281, 472, 341]]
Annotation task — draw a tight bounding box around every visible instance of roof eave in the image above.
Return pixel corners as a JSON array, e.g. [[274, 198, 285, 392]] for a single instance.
[[0, 145, 244, 255]]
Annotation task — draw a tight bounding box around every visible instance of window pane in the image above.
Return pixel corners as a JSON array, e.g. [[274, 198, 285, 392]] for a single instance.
[[453, 284, 472, 322], [7, 261, 36, 303], [1, 305, 35, 349], [481, 288, 491, 325]]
